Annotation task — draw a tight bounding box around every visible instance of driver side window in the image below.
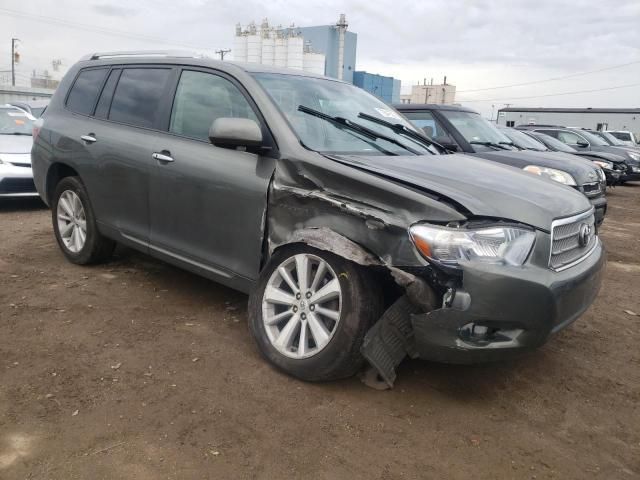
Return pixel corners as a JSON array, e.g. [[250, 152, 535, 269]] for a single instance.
[[404, 112, 450, 142], [170, 70, 258, 141], [557, 131, 583, 145]]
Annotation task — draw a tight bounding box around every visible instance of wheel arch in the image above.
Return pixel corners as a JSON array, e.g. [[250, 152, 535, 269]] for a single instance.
[[269, 227, 384, 269], [46, 162, 80, 204]]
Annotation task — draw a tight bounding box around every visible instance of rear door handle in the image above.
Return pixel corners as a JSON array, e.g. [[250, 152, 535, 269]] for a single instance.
[[152, 152, 174, 163], [81, 134, 97, 143]]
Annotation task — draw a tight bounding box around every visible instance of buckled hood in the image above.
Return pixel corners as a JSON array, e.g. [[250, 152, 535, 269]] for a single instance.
[[331, 153, 591, 232]]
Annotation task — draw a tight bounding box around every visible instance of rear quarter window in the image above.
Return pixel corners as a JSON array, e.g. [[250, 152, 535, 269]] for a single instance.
[[66, 68, 109, 115], [108, 68, 172, 129]]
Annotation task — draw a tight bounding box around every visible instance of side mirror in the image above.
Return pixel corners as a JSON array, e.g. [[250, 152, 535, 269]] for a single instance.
[[576, 140, 589, 148], [209, 118, 263, 149]]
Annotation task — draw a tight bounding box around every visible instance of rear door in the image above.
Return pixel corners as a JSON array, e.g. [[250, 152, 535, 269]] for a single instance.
[[82, 65, 176, 245], [148, 68, 276, 283]]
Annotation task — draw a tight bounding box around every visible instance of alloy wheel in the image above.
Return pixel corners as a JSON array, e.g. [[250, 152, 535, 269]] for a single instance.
[[262, 253, 343, 359], [56, 190, 87, 253]]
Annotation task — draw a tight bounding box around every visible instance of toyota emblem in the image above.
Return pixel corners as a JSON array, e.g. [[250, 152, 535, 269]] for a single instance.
[[578, 223, 592, 247]]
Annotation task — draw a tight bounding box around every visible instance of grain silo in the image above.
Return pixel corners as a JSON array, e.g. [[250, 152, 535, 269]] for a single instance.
[[286, 32, 304, 70], [274, 31, 288, 67], [246, 22, 262, 64], [233, 24, 248, 62]]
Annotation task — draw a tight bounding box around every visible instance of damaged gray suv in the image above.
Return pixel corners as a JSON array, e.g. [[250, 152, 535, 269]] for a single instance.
[[32, 53, 605, 386]]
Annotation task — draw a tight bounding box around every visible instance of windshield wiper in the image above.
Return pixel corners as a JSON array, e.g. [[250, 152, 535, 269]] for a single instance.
[[298, 105, 421, 155], [0, 132, 32, 136], [357, 112, 440, 154], [469, 140, 511, 151]]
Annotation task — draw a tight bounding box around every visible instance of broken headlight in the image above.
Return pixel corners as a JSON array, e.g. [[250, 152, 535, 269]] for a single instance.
[[592, 160, 613, 171], [409, 224, 536, 267]]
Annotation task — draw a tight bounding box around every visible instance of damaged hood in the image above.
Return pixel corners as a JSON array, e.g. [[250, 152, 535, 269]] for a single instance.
[[329, 153, 591, 231]]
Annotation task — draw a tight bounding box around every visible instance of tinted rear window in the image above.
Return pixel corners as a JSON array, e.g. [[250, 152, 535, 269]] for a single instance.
[[66, 68, 109, 115], [109, 68, 171, 129], [94, 69, 121, 118]]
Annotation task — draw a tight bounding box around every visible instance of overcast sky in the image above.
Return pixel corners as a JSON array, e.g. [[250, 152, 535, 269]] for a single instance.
[[1, 0, 639, 117]]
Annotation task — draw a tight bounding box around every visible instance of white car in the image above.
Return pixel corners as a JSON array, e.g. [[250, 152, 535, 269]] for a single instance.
[[605, 130, 639, 147], [0, 106, 38, 197]]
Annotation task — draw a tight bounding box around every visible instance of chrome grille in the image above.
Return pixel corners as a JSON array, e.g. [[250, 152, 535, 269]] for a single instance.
[[550, 210, 597, 271], [582, 182, 602, 197]]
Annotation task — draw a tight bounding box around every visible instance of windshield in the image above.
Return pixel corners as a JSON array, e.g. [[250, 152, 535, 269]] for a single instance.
[[499, 127, 547, 151], [599, 131, 625, 146], [439, 110, 515, 152], [574, 129, 609, 146], [531, 132, 577, 153], [0, 108, 35, 135], [252, 73, 434, 156]]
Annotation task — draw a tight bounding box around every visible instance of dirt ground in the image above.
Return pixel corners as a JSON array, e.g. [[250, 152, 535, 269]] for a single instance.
[[1, 184, 639, 480]]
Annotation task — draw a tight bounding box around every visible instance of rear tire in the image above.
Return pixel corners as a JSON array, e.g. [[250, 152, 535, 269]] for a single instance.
[[248, 244, 383, 382], [52, 176, 115, 265]]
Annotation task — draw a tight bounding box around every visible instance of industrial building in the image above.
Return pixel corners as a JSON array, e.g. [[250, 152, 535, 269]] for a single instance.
[[496, 107, 640, 133], [233, 15, 356, 82], [399, 78, 456, 105], [353, 71, 400, 104]]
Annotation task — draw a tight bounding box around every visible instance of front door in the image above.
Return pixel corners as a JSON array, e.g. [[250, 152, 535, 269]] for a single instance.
[[149, 69, 276, 282]]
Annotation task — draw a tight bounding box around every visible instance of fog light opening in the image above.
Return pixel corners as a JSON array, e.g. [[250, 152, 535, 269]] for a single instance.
[[459, 322, 519, 345]]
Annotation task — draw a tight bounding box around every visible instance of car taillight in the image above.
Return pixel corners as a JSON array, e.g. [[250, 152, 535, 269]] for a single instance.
[[32, 119, 43, 142]]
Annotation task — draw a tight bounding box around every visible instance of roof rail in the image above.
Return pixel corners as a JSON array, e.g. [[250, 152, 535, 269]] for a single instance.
[[81, 50, 201, 61]]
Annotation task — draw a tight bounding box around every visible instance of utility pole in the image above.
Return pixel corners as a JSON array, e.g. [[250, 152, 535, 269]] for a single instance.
[[215, 49, 231, 60], [11, 38, 20, 86]]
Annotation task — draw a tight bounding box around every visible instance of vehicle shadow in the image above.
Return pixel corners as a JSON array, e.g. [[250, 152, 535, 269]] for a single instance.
[[394, 354, 540, 398], [61, 229, 563, 402], [0, 197, 47, 212]]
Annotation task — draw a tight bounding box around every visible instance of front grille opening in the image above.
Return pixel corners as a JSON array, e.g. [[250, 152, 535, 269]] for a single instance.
[[582, 182, 602, 197], [550, 212, 597, 270], [0, 178, 36, 194]]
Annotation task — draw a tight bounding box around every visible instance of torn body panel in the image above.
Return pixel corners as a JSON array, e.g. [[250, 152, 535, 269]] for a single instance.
[[264, 153, 604, 386], [266, 156, 466, 269]]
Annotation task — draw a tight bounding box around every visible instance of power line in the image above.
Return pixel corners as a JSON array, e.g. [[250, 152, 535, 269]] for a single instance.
[[458, 82, 640, 103], [0, 7, 215, 52], [456, 60, 640, 93]]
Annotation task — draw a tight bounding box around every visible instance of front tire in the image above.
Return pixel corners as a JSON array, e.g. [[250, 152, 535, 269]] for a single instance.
[[248, 244, 383, 382], [52, 176, 115, 265]]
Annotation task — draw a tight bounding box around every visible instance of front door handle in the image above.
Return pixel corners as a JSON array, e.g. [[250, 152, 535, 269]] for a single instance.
[[152, 152, 174, 163], [81, 134, 97, 143]]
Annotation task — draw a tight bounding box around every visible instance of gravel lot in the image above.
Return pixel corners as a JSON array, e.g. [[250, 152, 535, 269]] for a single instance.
[[1, 184, 639, 480]]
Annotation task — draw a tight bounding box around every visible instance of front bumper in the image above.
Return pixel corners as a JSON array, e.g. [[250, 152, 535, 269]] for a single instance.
[[411, 239, 605, 364], [588, 195, 607, 226], [622, 164, 640, 181], [0, 161, 37, 197]]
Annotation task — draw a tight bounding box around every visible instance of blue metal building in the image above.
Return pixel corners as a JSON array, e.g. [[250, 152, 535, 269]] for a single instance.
[[353, 71, 401, 104], [294, 26, 357, 83]]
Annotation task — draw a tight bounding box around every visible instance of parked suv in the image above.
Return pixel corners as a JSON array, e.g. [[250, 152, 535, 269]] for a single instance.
[[521, 130, 627, 186], [517, 125, 640, 183], [32, 53, 604, 385], [395, 104, 608, 226]]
